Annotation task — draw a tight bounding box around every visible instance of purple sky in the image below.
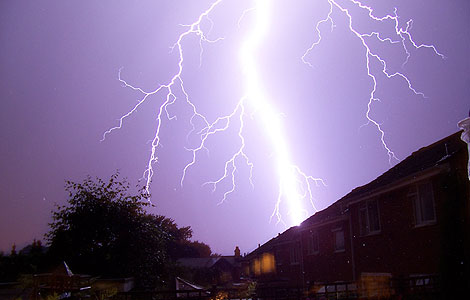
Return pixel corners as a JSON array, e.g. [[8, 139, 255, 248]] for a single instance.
[[1, 0, 469, 255]]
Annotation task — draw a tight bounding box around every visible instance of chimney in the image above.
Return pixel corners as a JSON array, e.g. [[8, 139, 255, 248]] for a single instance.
[[458, 116, 470, 180], [234, 246, 241, 258]]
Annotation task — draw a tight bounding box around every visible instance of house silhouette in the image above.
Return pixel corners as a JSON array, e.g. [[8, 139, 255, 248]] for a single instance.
[[243, 131, 469, 298]]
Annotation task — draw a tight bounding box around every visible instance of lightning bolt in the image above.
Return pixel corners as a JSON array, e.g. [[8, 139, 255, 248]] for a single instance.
[[102, 0, 225, 194], [185, 0, 325, 226], [303, 0, 445, 163], [103, 0, 444, 227], [235, 0, 326, 225]]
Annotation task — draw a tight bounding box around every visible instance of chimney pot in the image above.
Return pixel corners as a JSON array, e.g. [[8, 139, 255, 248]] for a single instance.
[[234, 246, 240, 258]]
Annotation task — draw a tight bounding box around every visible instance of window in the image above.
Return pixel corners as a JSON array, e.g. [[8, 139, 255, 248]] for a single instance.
[[334, 230, 345, 252], [409, 182, 436, 226], [290, 243, 300, 264], [260, 253, 275, 274], [359, 199, 381, 235], [307, 231, 319, 254], [275, 250, 283, 265], [251, 258, 261, 276]]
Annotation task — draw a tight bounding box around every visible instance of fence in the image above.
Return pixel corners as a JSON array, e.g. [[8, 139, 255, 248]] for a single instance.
[[114, 288, 250, 300], [113, 275, 440, 300]]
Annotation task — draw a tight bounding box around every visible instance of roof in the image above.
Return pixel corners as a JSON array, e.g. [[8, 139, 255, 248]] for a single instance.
[[246, 131, 467, 258], [302, 131, 466, 225], [177, 256, 239, 269], [51, 261, 74, 276], [245, 227, 299, 259], [175, 277, 205, 290], [177, 257, 220, 268], [341, 131, 465, 201]]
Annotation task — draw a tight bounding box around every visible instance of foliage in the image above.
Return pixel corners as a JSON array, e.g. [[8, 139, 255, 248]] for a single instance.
[[44, 293, 59, 300], [171, 240, 212, 259], [46, 172, 211, 287], [240, 281, 257, 298], [17, 274, 34, 289], [0, 240, 48, 282]]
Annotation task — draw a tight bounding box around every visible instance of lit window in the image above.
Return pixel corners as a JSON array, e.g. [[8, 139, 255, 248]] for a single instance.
[[308, 231, 319, 254], [359, 199, 381, 235], [261, 253, 275, 274], [409, 182, 436, 226]]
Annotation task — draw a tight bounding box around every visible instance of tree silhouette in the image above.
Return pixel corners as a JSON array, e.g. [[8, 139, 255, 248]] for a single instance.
[[46, 172, 210, 287]]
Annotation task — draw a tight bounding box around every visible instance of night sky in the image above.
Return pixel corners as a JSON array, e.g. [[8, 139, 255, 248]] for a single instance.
[[1, 0, 468, 255]]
